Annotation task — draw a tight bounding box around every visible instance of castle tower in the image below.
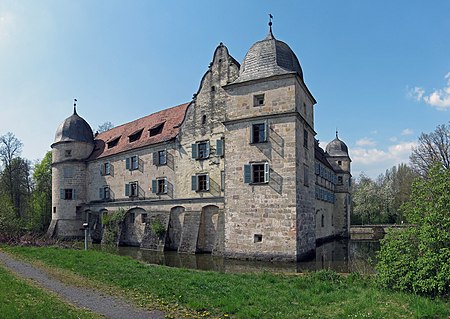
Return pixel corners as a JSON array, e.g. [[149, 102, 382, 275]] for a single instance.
[[325, 132, 352, 236], [223, 23, 317, 261], [47, 104, 94, 238]]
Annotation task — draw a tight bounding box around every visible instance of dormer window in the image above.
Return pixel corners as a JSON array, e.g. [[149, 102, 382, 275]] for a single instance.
[[129, 129, 143, 143], [107, 136, 120, 149], [149, 122, 165, 137]]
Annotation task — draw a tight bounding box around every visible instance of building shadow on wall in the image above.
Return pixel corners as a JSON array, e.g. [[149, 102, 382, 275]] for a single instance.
[[269, 168, 283, 194]]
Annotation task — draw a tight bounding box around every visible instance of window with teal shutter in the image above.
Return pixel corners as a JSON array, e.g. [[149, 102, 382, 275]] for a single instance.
[[264, 162, 270, 183], [125, 157, 130, 170], [191, 175, 197, 191], [216, 139, 224, 157], [152, 179, 157, 193], [125, 183, 130, 196], [60, 189, 64, 199], [244, 165, 251, 183], [191, 144, 198, 159]]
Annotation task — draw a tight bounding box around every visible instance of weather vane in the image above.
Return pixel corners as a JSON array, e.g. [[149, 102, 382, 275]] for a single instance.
[[74, 98, 77, 114], [269, 13, 273, 33]]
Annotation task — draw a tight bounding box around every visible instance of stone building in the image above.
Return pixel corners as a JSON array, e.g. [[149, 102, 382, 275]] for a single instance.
[[48, 26, 351, 261]]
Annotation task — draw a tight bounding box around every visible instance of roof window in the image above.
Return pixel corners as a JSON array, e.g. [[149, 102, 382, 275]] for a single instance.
[[149, 122, 165, 137], [129, 129, 143, 143], [107, 136, 120, 149]]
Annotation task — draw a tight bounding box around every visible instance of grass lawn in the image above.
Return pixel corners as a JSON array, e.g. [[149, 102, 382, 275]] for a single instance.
[[3, 246, 449, 319], [0, 265, 102, 319]]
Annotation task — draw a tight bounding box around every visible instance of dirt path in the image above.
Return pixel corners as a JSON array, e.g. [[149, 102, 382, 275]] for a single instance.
[[0, 251, 166, 319]]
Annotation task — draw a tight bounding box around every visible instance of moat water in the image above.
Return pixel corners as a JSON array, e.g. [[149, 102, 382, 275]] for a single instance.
[[94, 239, 380, 274]]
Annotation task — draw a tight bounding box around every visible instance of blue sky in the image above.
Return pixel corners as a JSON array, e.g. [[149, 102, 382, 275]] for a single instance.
[[0, 1, 449, 178]]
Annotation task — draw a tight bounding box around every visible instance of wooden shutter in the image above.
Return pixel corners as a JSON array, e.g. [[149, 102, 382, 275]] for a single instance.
[[161, 150, 167, 165], [125, 183, 130, 196], [206, 175, 210, 191], [153, 152, 158, 165], [191, 144, 197, 159], [205, 141, 210, 158], [72, 189, 77, 200], [191, 175, 197, 191], [164, 178, 168, 194], [60, 189, 64, 199], [125, 157, 130, 170], [263, 120, 268, 142], [250, 125, 254, 143], [264, 162, 270, 183], [244, 165, 251, 183], [152, 180, 157, 193], [216, 139, 224, 157]]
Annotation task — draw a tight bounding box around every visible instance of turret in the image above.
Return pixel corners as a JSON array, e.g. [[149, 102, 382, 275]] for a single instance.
[[325, 131, 352, 236], [47, 102, 94, 238]]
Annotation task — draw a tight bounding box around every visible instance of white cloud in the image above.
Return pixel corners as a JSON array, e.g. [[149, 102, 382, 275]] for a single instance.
[[0, 12, 15, 41], [389, 136, 398, 142], [355, 137, 376, 147], [401, 128, 413, 136], [410, 73, 450, 110], [351, 141, 417, 178]]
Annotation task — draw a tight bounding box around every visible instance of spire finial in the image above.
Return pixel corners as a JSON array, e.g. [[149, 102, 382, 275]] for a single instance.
[[268, 14, 273, 36], [73, 98, 78, 114], [336, 129, 339, 139]]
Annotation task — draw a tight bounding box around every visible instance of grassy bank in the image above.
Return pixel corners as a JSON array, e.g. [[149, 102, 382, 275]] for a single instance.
[[3, 246, 449, 319], [0, 265, 102, 319]]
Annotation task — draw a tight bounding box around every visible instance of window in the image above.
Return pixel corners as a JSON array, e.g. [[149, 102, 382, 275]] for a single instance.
[[60, 188, 75, 200], [338, 160, 342, 166], [321, 214, 325, 227], [99, 186, 110, 200], [303, 129, 308, 148], [125, 182, 138, 197], [101, 162, 111, 176], [251, 122, 268, 143], [53, 207, 56, 213], [253, 94, 265, 106], [126, 155, 139, 171], [149, 122, 165, 137], [153, 150, 167, 166], [152, 178, 168, 195], [65, 150, 72, 157], [141, 213, 148, 223], [244, 162, 270, 184], [128, 129, 143, 142], [192, 141, 210, 160], [337, 176, 343, 185], [191, 174, 210, 192], [202, 115, 207, 124], [211, 86, 215, 92], [107, 137, 120, 149], [254, 234, 263, 243]]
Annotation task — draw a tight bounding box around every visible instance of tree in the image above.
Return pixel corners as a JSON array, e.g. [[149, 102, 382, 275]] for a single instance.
[[352, 173, 383, 224], [97, 122, 114, 133], [410, 122, 450, 176], [28, 151, 52, 233], [0, 132, 24, 214], [376, 164, 450, 297]]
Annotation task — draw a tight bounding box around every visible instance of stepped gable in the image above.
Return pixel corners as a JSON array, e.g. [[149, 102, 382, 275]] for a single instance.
[[89, 102, 190, 160]]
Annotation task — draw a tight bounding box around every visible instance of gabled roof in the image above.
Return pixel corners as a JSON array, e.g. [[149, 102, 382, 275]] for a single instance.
[[89, 102, 190, 160]]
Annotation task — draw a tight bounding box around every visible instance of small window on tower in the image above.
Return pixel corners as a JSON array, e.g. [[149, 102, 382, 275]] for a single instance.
[[65, 150, 72, 157], [253, 94, 265, 107], [338, 160, 342, 166]]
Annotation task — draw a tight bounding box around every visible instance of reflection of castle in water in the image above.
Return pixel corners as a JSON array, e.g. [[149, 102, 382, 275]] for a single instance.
[[99, 239, 379, 274]]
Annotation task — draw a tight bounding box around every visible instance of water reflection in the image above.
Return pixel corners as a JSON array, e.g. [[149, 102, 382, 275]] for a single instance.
[[94, 239, 379, 274]]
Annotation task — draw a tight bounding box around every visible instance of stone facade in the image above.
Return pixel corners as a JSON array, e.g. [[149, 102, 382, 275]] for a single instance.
[[49, 28, 351, 261]]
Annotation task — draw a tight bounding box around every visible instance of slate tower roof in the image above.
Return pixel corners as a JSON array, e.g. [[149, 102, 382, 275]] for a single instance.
[[53, 108, 94, 145], [232, 30, 303, 84], [325, 132, 349, 157]]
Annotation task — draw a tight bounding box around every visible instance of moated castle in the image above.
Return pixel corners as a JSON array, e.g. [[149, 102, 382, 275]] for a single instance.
[[48, 26, 352, 261]]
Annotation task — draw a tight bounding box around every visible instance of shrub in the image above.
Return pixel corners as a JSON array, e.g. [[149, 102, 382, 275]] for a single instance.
[[376, 164, 450, 297], [102, 209, 126, 246]]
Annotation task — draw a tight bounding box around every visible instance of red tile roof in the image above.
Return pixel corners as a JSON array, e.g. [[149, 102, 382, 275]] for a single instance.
[[89, 102, 190, 160]]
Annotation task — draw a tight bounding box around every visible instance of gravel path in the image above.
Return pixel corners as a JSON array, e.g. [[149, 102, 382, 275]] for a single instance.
[[0, 251, 166, 319]]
